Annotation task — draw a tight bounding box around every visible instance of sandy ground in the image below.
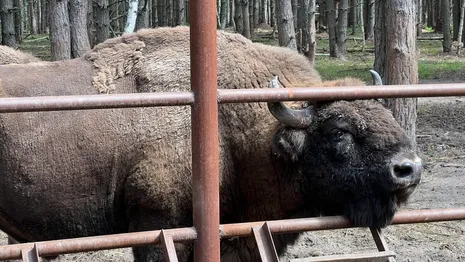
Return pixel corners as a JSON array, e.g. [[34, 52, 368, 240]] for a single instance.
[[1, 96, 465, 261]]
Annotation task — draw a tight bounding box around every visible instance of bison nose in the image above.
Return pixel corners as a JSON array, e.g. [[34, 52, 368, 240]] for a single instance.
[[393, 161, 416, 177], [390, 156, 422, 188]]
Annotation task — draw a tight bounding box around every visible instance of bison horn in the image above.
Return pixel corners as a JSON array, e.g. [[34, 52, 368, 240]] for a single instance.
[[369, 69, 383, 85], [267, 76, 314, 129]]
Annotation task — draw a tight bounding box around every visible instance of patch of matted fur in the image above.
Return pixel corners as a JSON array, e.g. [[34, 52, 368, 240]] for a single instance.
[[85, 33, 146, 93]]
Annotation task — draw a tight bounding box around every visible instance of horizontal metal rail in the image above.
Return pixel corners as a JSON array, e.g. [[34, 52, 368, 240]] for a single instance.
[[0, 208, 464, 260], [0, 92, 195, 112], [217, 83, 465, 103], [0, 83, 464, 261], [0, 83, 465, 112]]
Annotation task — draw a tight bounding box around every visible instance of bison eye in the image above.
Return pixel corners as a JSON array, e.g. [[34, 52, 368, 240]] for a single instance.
[[330, 129, 346, 142]]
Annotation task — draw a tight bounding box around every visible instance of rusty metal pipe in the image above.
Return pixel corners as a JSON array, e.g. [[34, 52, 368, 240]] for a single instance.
[[1, 208, 465, 260], [0, 92, 194, 113], [1, 83, 465, 113], [219, 208, 465, 237], [218, 83, 465, 103], [0, 228, 197, 260], [189, 0, 220, 260], [391, 207, 465, 224]]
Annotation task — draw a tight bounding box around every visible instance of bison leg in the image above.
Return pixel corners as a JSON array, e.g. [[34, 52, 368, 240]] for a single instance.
[[125, 146, 193, 261], [132, 243, 193, 262], [128, 211, 193, 262]]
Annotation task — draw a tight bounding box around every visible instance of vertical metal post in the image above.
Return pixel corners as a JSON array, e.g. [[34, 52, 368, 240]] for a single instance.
[[189, 0, 220, 260], [20, 244, 39, 262]]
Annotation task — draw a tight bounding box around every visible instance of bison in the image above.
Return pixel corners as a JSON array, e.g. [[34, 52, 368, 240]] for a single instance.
[[0, 27, 421, 261]]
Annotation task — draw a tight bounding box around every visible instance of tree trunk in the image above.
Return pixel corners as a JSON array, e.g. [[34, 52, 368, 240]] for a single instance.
[[327, 0, 338, 56], [248, 0, 254, 33], [307, 0, 316, 65], [242, 0, 251, 38], [374, 0, 418, 147], [166, 0, 172, 26], [158, 0, 165, 26], [13, 0, 21, 42], [152, 0, 158, 27], [360, 0, 366, 49], [427, 0, 434, 28], [366, 0, 374, 39], [443, 0, 451, 52], [337, 0, 348, 58], [417, 0, 422, 36], [319, 0, 327, 31], [175, 0, 184, 25], [268, 0, 271, 24], [422, 0, 427, 26], [87, 0, 94, 47], [36, 0, 41, 33], [229, 0, 235, 26], [94, 0, 110, 44], [109, 0, 119, 33], [136, 0, 149, 30], [297, 0, 309, 53], [220, 0, 228, 29], [125, 0, 139, 32], [234, 0, 244, 32], [276, 0, 297, 49], [184, 0, 187, 24], [69, 0, 90, 58], [457, 0, 465, 54], [50, 0, 71, 61], [33, 0, 40, 33], [270, 0, 276, 28], [0, 0, 17, 47], [292, 0, 297, 28], [260, 0, 266, 23], [349, 0, 357, 35], [253, 0, 259, 27], [453, 0, 461, 40], [28, 0, 35, 33], [434, 0, 441, 31], [40, 0, 49, 33]]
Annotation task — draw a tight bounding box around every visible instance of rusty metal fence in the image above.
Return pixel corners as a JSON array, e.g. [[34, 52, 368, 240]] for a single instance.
[[2, 83, 465, 262], [1, 0, 465, 261], [1, 208, 465, 261]]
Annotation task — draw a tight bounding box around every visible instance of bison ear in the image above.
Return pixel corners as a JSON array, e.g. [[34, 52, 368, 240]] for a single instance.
[[272, 127, 307, 162]]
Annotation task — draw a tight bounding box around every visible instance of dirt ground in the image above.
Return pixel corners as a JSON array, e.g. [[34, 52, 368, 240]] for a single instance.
[[1, 92, 465, 261]]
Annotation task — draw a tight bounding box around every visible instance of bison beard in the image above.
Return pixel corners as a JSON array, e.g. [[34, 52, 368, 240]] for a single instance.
[[0, 27, 421, 262], [273, 99, 421, 228]]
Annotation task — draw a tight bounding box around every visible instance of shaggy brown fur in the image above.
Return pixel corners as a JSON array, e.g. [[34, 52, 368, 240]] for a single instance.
[[0, 45, 40, 65], [86, 26, 323, 95], [0, 27, 420, 262]]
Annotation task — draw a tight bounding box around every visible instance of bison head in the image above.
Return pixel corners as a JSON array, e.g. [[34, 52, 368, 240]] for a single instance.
[[269, 72, 421, 228]]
